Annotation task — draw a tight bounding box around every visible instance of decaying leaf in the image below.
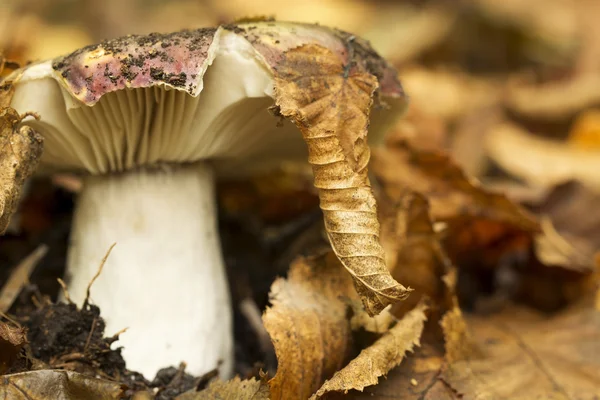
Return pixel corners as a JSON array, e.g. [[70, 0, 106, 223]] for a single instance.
[[176, 376, 269, 400], [486, 122, 600, 190], [274, 43, 410, 315], [342, 342, 457, 400], [0, 245, 48, 313], [0, 107, 44, 234], [312, 302, 427, 399], [531, 181, 600, 272], [262, 252, 356, 400], [0, 321, 27, 375], [442, 302, 600, 399], [381, 193, 453, 318], [372, 139, 539, 231], [0, 369, 124, 399]]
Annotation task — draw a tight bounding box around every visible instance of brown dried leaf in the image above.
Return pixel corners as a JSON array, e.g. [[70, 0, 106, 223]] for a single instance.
[[486, 122, 600, 190], [382, 193, 454, 318], [275, 44, 410, 315], [0, 321, 27, 375], [0, 108, 44, 234], [341, 342, 458, 400], [312, 302, 427, 399], [0, 369, 124, 399], [176, 376, 269, 400], [532, 181, 600, 272], [373, 140, 539, 232], [263, 253, 355, 400], [442, 303, 600, 399]]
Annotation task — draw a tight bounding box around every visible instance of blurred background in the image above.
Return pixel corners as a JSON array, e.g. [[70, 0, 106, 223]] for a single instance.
[[2, 0, 599, 182]]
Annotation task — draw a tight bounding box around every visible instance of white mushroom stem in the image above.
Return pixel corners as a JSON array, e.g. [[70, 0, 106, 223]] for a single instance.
[[64, 163, 232, 379]]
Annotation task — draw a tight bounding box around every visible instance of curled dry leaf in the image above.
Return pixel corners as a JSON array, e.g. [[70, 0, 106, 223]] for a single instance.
[[486, 122, 600, 189], [442, 302, 600, 399], [0, 107, 44, 234], [312, 302, 428, 399], [0, 369, 124, 400], [274, 42, 410, 315], [262, 252, 355, 400], [176, 376, 269, 400], [372, 140, 539, 232], [0, 321, 27, 375]]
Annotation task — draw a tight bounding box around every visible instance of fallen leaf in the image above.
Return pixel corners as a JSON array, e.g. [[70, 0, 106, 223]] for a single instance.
[[262, 253, 355, 400], [340, 342, 458, 400], [0, 321, 27, 375], [373, 140, 538, 232], [0, 107, 44, 234], [506, 73, 600, 121], [486, 122, 600, 189], [274, 41, 410, 315], [0, 245, 48, 313], [381, 192, 453, 318], [443, 302, 600, 399], [176, 376, 269, 400], [312, 302, 428, 399], [0, 369, 124, 399]]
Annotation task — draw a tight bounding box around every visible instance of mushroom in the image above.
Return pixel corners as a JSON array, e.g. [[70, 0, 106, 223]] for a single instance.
[[8, 22, 407, 379]]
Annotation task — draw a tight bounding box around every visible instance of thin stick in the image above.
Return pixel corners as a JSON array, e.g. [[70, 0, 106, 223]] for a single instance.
[[83, 243, 116, 309], [56, 278, 73, 304], [84, 316, 98, 353], [0, 244, 48, 313]]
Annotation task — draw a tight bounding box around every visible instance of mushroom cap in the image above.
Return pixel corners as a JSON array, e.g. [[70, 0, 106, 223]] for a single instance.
[[9, 22, 406, 175]]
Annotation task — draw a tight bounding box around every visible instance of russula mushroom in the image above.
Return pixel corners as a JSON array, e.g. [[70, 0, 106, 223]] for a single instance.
[[8, 22, 407, 379]]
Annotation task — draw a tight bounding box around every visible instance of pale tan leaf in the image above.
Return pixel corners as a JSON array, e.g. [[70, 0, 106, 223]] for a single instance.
[[485, 122, 600, 190], [443, 303, 600, 400], [176, 376, 269, 400], [0, 370, 124, 399], [275, 43, 410, 316], [312, 302, 428, 399], [0, 108, 44, 234], [263, 253, 356, 400]]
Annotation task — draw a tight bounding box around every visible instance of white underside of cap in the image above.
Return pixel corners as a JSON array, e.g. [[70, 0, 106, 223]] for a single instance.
[[65, 164, 232, 379], [11, 29, 305, 176]]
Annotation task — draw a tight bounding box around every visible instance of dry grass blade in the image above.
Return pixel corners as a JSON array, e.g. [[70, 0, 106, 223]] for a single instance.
[[0, 244, 48, 313], [82, 243, 116, 308], [275, 43, 410, 316], [311, 302, 428, 399]]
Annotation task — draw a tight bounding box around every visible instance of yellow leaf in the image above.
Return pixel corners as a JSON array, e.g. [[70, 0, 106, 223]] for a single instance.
[[176, 376, 269, 400]]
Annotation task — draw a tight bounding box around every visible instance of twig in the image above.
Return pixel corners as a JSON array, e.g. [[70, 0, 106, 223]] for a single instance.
[[83, 243, 116, 309], [84, 316, 98, 354], [0, 244, 48, 313], [56, 278, 73, 304], [106, 327, 128, 345]]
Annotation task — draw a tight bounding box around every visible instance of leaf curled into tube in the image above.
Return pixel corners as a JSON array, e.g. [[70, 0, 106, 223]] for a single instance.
[[273, 42, 410, 315]]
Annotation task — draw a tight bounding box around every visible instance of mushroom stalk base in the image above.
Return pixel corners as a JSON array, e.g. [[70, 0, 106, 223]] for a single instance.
[[65, 164, 232, 379]]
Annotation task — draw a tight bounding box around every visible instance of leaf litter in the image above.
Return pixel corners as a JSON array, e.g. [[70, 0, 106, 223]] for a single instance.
[[3, 2, 600, 399]]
